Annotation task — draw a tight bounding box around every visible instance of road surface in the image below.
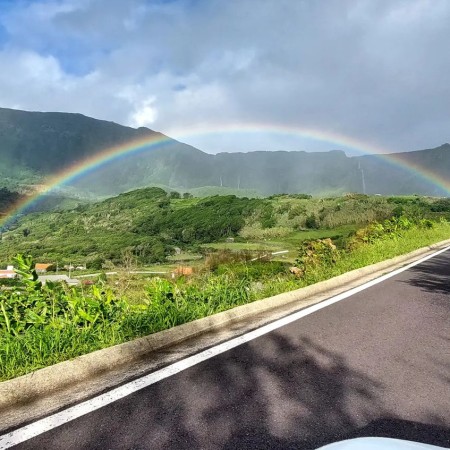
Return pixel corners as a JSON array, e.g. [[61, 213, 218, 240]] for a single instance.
[[4, 249, 450, 449]]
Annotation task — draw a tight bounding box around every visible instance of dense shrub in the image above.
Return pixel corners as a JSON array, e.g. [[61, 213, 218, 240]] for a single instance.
[[343, 215, 437, 252], [296, 238, 339, 275], [305, 214, 319, 229], [269, 193, 312, 200], [215, 260, 288, 279], [288, 205, 305, 220], [430, 198, 450, 212], [136, 195, 262, 244], [260, 204, 277, 228]]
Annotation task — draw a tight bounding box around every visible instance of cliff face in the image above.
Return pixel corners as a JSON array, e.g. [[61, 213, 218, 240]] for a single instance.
[[0, 107, 449, 197]]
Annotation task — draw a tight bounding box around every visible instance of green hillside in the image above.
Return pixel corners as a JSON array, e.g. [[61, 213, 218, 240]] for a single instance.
[[2, 188, 450, 381], [2, 187, 449, 268], [1, 107, 450, 197]]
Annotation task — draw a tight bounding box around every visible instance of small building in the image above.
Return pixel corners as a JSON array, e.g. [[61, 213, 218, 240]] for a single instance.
[[171, 266, 194, 278], [35, 263, 55, 273], [0, 265, 16, 279], [226, 237, 235, 243], [39, 274, 80, 286]]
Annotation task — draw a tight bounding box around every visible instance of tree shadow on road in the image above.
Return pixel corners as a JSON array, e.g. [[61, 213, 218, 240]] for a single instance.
[[401, 254, 450, 296], [203, 334, 384, 450], [19, 332, 449, 450]]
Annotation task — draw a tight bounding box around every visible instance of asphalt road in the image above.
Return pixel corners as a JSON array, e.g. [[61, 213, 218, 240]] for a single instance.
[[9, 250, 450, 449]]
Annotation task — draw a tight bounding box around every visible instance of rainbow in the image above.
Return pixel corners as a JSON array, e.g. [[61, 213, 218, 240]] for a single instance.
[[1, 123, 449, 228]]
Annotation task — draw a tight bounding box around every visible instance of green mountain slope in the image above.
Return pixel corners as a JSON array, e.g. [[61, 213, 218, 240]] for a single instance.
[[359, 145, 450, 195], [2, 187, 449, 268], [0, 107, 449, 196], [0, 188, 265, 265]]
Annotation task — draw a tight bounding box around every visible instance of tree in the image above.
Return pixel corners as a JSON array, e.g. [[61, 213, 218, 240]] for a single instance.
[[305, 214, 319, 229], [88, 257, 104, 270]]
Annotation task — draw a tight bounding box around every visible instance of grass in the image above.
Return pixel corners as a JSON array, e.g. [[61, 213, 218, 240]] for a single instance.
[[166, 253, 203, 262], [254, 221, 450, 298], [277, 225, 358, 247], [0, 273, 253, 380], [1, 218, 449, 382], [202, 225, 358, 253], [333, 225, 449, 273], [201, 242, 280, 251]]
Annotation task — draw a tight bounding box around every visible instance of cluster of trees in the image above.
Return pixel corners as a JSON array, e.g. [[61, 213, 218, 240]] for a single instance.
[[135, 195, 263, 244], [3, 186, 449, 269], [430, 198, 450, 212], [0, 188, 266, 267], [0, 187, 20, 213], [269, 193, 312, 200]]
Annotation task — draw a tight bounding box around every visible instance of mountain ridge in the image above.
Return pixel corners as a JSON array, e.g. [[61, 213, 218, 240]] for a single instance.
[[0, 107, 449, 197]]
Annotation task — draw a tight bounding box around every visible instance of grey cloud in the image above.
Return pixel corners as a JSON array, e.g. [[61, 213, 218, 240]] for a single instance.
[[0, 0, 449, 153]]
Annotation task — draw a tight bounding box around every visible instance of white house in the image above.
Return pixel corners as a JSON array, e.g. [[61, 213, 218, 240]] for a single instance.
[[0, 265, 16, 279]]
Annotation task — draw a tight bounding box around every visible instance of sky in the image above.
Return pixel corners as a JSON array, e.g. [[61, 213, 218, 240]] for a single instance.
[[0, 0, 449, 155]]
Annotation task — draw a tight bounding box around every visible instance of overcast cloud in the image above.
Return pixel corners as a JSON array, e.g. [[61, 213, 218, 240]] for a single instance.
[[0, 0, 449, 154]]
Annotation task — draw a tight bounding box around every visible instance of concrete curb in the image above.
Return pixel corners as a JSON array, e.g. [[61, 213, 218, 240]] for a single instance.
[[1, 238, 450, 420]]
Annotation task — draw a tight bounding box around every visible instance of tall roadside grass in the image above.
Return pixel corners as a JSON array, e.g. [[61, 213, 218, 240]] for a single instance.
[[299, 217, 449, 283], [1, 218, 449, 382], [255, 218, 450, 298], [0, 263, 252, 381]]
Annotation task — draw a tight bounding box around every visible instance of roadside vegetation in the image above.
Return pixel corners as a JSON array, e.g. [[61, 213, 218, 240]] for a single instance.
[[0, 188, 450, 380], [1, 192, 450, 381]]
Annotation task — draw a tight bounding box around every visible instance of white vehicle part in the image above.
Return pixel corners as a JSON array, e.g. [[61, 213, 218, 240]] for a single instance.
[[317, 437, 446, 449]]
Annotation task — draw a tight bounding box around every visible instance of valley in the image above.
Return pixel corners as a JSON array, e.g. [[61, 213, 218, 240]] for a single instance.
[[1, 188, 450, 380], [1, 108, 450, 382], [3, 187, 449, 270]]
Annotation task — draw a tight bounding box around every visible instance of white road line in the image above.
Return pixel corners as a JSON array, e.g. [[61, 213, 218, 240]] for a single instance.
[[1, 245, 449, 449]]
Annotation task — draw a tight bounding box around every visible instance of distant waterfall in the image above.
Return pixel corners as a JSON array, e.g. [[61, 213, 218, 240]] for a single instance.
[[358, 161, 366, 194]]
